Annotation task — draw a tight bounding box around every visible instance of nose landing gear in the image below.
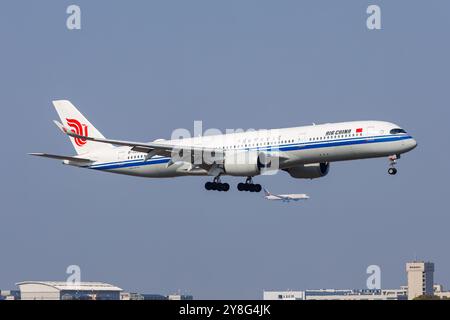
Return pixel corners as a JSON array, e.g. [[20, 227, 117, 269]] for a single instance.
[[237, 177, 262, 193], [388, 155, 399, 175], [388, 167, 397, 175]]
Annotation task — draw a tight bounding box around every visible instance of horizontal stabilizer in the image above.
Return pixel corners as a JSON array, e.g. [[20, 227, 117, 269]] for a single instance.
[[28, 153, 93, 163]]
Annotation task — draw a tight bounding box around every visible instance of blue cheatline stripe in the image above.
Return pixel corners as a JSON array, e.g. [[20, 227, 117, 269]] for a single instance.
[[90, 134, 413, 171], [91, 157, 170, 170], [89, 156, 167, 168]]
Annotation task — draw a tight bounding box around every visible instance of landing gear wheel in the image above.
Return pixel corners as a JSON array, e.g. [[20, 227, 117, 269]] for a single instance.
[[237, 180, 262, 192], [205, 181, 229, 192], [388, 167, 397, 175]]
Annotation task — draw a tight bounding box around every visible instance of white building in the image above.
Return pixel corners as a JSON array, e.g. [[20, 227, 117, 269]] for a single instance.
[[434, 284, 450, 299], [406, 261, 434, 299], [263, 291, 305, 300], [264, 289, 407, 300], [16, 281, 122, 300], [264, 261, 450, 301], [304, 289, 407, 300], [0, 290, 20, 300], [168, 294, 194, 300], [120, 292, 131, 300]]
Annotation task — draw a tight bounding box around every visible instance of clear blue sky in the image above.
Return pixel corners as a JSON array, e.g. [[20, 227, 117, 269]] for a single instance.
[[1, 1, 449, 299]]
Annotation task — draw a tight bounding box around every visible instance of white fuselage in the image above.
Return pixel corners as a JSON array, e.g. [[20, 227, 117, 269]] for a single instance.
[[265, 194, 310, 201], [80, 120, 417, 178]]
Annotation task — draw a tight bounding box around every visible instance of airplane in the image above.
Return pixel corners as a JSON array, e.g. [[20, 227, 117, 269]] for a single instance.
[[30, 100, 417, 193], [263, 188, 309, 202]]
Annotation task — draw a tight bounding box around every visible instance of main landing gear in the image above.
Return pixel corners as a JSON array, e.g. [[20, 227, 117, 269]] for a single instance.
[[388, 155, 399, 175], [205, 175, 230, 192], [205, 176, 261, 193], [237, 177, 262, 193]]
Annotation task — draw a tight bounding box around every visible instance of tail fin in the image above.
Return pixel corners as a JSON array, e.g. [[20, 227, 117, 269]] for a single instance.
[[52, 100, 113, 155], [263, 188, 271, 197]]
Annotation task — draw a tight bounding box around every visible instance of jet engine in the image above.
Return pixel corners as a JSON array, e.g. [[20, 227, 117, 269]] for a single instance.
[[223, 151, 272, 176], [284, 162, 330, 179]]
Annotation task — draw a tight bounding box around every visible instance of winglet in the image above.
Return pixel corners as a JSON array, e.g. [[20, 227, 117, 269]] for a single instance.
[[53, 120, 68, 134], [53, 120, 82, 140]]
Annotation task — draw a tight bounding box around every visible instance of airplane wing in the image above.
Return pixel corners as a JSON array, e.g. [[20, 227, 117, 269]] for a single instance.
[[28, 153, 93, 164], [53, 121, 288, 171], [53, 120, 223, 160]]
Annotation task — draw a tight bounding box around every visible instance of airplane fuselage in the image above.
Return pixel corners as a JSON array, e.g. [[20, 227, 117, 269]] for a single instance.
[[264, 194, 309, 201], [81, 120, 417, 178]]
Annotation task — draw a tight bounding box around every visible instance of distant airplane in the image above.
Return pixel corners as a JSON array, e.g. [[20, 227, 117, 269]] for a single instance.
[[30, 100, 417, 193], [263, 188, 309, 202]]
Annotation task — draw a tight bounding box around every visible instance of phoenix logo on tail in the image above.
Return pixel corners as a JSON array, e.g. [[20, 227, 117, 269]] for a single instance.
[[66, 118, 88, 146]]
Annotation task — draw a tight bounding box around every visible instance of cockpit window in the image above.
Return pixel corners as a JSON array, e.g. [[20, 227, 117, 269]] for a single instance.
[[390, 128, 407, 134]]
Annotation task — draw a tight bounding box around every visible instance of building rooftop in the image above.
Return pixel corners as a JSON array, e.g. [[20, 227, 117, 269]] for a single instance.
[[16, 281, 122, 292]]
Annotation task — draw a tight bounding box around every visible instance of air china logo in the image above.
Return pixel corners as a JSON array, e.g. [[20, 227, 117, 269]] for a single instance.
[[66, 118, 88, 147]]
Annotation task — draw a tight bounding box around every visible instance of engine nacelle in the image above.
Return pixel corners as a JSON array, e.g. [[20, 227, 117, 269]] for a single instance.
[[285, 162, 330, 179], [224, 151, 267, 176]]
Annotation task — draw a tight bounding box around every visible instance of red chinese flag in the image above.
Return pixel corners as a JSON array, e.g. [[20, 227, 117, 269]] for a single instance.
[[356, 128, 363, 133]]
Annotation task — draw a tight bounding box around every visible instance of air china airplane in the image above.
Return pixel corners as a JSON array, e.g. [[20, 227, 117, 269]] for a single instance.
[[263, 189, 309, 202], [30, 100, 417, 193]]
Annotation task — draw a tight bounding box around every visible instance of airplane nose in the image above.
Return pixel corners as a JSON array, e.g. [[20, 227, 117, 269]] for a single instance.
[[409, 138, 418, 150], [401, 137, 417, 153]]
